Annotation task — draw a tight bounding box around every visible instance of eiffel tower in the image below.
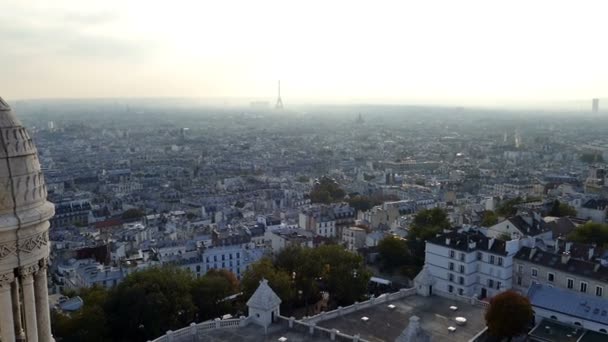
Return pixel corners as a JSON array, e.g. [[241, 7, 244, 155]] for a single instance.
[[275, 80, 283, 109]]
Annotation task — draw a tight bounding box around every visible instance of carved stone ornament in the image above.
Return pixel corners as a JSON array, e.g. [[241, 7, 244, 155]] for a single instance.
[[19, 263, 40, 278], [0, 231, 49, 260]]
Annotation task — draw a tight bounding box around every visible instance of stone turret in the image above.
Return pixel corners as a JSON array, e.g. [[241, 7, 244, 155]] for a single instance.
[[246, 278, 282, 332], [413, 264, 436, 297], [0, 97, 55, 342]]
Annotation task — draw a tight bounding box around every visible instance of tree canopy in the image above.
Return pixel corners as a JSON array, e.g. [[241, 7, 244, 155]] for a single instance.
[[568, 222, 608, 246], [408, 208, 451, 241], [580, 153, 604, 164], [121, 208, 145, 220], [309, 177, 346, 204], [377, 236, 411, 272], [52, 266, 242, 342], [481, 210, 499, 227], [548, 200, 577, 217], [485, 290, 533, 341]]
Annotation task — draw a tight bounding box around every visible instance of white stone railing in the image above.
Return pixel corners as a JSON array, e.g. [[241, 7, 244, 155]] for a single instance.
[[302, 287, 416, 324], [149, 316, 250, 342], [278, 315, 370, 341]]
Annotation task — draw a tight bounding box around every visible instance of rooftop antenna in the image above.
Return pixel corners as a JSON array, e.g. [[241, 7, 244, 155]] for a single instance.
[[275, 80, 283, 109]]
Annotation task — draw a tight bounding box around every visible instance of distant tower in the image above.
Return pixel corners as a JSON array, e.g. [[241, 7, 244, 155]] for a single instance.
[[356, 113, 364, 124], [275, 80, 283, 110], [593, 98, 599, 113]]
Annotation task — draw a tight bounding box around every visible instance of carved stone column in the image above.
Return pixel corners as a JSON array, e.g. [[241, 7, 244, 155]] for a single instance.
[[11, 277, 25, 341], [35, 259, 52, 342], [20, 264, 39, 342], [0, 271, 16, 342]]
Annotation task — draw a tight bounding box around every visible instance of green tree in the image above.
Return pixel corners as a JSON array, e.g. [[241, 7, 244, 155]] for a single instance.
[[191, 272, 236, 321], [580, 153, 604, 164], [309, 177, 346, 204], [548, 200, 577, 217], [105, 266, 196, 342], [408, 208, 451, 241], [122, 208, 145, 220], [568, 222, 608, 246], [481, 210, 499, 227], [51, 286, 109, 342], [314, 244, 371, 305], [347, 195, 375, 212], [496, 197, 523, 217], [485, 291, 533, 341], [241, 258, 295, 307], [377, 236, 411, 271]]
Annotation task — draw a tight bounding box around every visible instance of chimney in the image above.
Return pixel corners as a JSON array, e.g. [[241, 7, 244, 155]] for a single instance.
[[561, 251, 571, 264], [468, 241, 477, 250], [445, 238, 451, 245], [589, 247, 595, 261]]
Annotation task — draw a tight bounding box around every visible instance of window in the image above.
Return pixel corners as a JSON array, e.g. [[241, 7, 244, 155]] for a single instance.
[[517, 276, 522, 286], [567, 278, 574, 289], [531, 268, 538, 278], [580, 282, 588, 293], [497, 281, 502, 290], [498, 257, 503, 266], [222, 255, 225, 261], [449, 262, 454, 271], [477, 252, 482, 261], [459, 265, 465, 274], [458, 288, 464, 296], [548, 273, 555, 282], [597, 286, 603, 297], [600, 329, 607, 334], [488, 279, 494, 288], [449, 250, 455, 258], [518, 264, 523, 273], [460, 253, 465, 261], [448, 285, 454, 293], [196, 265, 201, 272], [459, 276, 464, 285], [550, 316, 558, 320], [490, 255, 495, 264], [449, 273, 454, 282], [236, 252, 240, 258]]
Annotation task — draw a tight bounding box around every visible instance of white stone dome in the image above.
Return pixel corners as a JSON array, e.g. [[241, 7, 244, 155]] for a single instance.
[[0, 96, 54, 270]]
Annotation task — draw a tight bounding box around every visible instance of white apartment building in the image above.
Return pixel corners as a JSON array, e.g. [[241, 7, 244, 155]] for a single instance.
[[424, 228, 520, 299]]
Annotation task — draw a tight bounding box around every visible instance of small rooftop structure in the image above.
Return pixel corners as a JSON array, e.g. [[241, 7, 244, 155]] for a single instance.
[[395, 316, 430, 342]]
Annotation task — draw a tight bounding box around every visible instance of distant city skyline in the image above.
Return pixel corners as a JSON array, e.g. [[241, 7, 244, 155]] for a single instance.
[[2, 0, 607, 107]]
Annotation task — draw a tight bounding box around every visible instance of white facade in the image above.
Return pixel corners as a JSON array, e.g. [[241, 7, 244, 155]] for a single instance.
[[341, 227, 366, 252], [424, 237, 518, 299]]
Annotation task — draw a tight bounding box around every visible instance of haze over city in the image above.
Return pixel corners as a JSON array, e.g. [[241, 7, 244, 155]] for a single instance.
[[2, 0, 607, 108]]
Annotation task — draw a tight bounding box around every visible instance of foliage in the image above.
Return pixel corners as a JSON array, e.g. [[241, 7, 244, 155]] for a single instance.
[[51, 286, 109, 342], [568, 222, 608, 246], [347, 195, 376, 212], [481, 210, 499, 227], [240, 258, 295, 305], [548, 200, 577, 217], [580, 153, 604, 164], [121, 208, 145, 220], [496, 197, 523, 217], [377, 236, 411, 271], [296, 176, 310, 183], [485, 290, 533, 340], [105, 266, 197, 341], [408, 208, 451, 241], [52, 266, 242, 342], [191, 272, 235, 322], [309, 177, 346, 204]]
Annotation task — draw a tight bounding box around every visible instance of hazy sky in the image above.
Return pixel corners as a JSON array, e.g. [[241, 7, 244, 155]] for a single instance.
[[2, 0, 606, 105]]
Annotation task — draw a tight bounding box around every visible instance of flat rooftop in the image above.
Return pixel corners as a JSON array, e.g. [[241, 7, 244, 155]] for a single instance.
[[317, 295, 486, 342], [529, 319, 608, 342], [197, 323, 334, 342]]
